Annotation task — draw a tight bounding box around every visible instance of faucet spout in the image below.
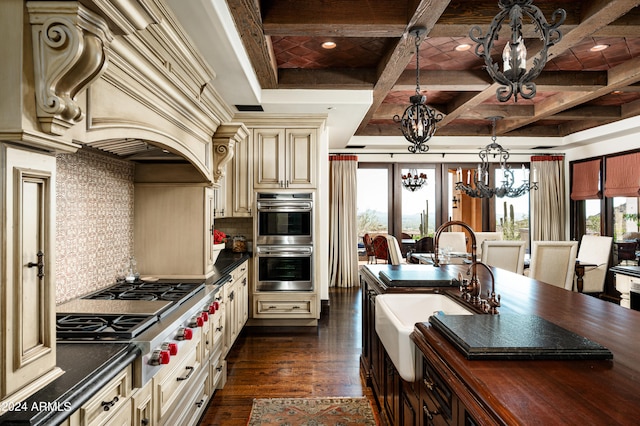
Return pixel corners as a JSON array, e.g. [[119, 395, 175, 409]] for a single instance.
[[433, 221, 480, 303]]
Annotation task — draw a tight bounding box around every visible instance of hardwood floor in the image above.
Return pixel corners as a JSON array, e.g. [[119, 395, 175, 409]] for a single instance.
[[198, 285, 376, 425]]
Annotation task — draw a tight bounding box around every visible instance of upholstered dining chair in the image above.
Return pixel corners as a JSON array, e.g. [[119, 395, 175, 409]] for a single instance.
[[386, 235, 405, 265], [436, 232, 467, 253], [481, 240, 526, 274], [574, 235, 613, 294], [528, 241, 579, 290], [474, 231, 503, 258]]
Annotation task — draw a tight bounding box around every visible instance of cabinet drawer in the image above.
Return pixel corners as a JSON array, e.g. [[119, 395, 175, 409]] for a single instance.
[[101, 398, 132, 426], [161, 366, 209, 426], [155, 340, 201, 421], [210, 350, 226, 390], [80, 365, 132, 426], [254, 294, 317, 318]]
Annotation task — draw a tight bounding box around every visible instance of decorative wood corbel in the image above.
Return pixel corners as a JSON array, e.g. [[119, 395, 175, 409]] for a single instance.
[[212, 123, 250, 185], [28, 2, 113, 136]]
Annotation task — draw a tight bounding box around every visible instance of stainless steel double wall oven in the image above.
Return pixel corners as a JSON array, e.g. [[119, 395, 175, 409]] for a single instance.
[[255, 192, 313, 291]]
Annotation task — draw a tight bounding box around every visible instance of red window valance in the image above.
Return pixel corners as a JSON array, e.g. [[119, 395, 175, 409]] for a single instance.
[[329, 155, 358, 161], [571, 159, 601, 200], [604, 152, 640, 197]]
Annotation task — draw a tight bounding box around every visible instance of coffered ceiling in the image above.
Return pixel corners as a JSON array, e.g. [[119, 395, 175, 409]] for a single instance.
[[223, 0, 640, 149]]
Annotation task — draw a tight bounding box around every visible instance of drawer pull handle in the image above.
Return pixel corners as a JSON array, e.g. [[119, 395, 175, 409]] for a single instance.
[[195, 398, 205, 408], [268, 305, 277, 309], [101, 396, 119, 411], [216, 326, 223, 332], [177, 366, 195, 381], [423, 378, 434, 390], [292, 306, 300, 309], [423, 404, 440, 420], [216, 365, 224, 372]]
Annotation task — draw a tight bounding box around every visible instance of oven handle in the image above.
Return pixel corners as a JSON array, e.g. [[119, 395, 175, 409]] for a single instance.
[[256, 247, 313, 257], [256, 201, 312, 211]]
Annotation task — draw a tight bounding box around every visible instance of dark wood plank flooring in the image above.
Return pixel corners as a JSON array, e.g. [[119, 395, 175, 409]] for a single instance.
[[198, 285, 376, 425]]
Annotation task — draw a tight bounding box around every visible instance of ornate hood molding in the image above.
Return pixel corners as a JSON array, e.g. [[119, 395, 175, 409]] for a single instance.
[[27, 2, 113, 136]]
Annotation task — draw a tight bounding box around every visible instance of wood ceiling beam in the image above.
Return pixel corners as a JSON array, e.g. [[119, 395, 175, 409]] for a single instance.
[[441, 0, 640, 134], [226, 0, 278, 89], [497, 55, 640, 134], [355, 0, 454, 135], [392, 70, 609, 92]]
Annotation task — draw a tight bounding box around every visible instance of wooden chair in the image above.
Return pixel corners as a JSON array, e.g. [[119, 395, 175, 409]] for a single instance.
[[372, 235, 389, 264], [575, 235, 612, 294], [481, 240, 526, 274], [528, 241, 578, 290], [414, 236, 434, 253], [363, 233, 376, 264], [615, 241, 638, 265]]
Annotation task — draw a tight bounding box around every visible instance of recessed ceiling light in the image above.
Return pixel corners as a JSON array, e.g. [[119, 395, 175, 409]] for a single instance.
[[455, 44, 471, 52], [590, 44, 609, 52], [322, 41, 336, 49]]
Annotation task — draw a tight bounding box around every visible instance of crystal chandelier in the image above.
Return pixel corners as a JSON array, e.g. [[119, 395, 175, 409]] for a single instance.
[[455, 117, 538, 198], [393, 27, 443, 153], [469, 0, 566, 102], [401, 169, 428, 192]]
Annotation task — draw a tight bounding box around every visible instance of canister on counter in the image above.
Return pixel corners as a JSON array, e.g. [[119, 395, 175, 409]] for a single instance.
[[232, 235, 247, 253]]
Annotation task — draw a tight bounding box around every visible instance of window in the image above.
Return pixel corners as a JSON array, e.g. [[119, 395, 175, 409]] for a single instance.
[[613, 197, 639, 240], [585, 199, 602, 236], [400, 168, 436, 238], [495, 167, 530, 242], [357, 167, 390, 236]]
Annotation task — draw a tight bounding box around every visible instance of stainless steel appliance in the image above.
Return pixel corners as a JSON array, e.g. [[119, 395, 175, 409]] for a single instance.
[[255, 245, 313, 291], [56, 279, 225, 385], [256, 192, 313, 245]]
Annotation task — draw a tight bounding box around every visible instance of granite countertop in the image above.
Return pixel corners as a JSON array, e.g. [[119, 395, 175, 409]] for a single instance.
[[206, 249, 251, 285], [0, 343, 139, 425]]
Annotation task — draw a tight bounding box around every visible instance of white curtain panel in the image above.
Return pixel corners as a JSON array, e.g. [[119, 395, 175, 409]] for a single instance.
[[329, 155, 359, 287], [531, 156, 566, 241]]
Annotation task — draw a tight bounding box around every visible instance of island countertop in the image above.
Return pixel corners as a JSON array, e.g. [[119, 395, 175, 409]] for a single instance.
[[404, 264, 640, 425]]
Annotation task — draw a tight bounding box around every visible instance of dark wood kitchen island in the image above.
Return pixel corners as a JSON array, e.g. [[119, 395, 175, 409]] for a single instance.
[[360, 264, 640, 426]]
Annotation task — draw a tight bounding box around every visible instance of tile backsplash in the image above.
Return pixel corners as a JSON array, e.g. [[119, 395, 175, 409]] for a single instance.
[[55, 149, 134, 303]]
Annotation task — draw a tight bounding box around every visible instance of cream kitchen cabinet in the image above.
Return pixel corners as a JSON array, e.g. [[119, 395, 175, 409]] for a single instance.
[[253, 128, 316, 189], [213, 174, 228, 218], [224, 260, 249, 356], [228, 137, 253, 216], [0, 144, 63, 406], [134, 183, 216, 279], [252, 293, 319, 319]]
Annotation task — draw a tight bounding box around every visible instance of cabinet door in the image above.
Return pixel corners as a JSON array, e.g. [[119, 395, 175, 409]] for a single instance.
[[253, 129, 285, 188], [286, 128, 316, 188], [1, 146, 61, 402], [230, 139, 252, 216], [214, 174, 227, 218], [204, 187, 215, 273]]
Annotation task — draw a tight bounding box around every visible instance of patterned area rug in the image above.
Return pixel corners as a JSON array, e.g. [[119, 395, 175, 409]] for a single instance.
[[247, 397, 379, 425]]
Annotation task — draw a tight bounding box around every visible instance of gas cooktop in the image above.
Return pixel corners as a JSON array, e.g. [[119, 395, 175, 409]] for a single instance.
[[82, 281, 204, 302], [56, 280, 205, 342], [56, 314, 158, 340]]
